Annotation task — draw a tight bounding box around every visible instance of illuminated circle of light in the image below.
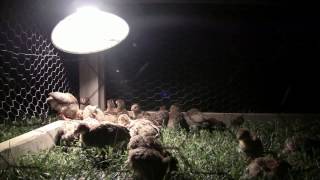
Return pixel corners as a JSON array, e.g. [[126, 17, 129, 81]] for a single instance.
[[51, 7, 129, 54]]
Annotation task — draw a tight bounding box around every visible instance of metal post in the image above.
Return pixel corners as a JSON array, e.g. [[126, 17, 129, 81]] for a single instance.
[[79, 54, 106, 110]]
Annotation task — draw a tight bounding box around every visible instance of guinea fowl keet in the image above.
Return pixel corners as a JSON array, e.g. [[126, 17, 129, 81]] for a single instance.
[[243, 156, 291, 179], [128, 147, 178, 180], [128, 135, 163, 152], [130, 103, 146, 119], [127, 118, 160, 138], [237, 128, 264, 160], [74, 123, 130, 148], [105, 99, 117, 115], [46, 92, 80, 120], [184, 108, 225, 131], [282, 136, 320, 157], [167, 104, 189, 130], [82, 105, 106, 122], [115, 99, 128, 115]]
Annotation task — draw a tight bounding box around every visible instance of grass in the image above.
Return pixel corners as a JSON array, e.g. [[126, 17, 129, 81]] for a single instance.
[[1, 117, 320, 179], [0, 116, 58, 142], [9, 146, 131, 180], [161, 129, 246, 179]]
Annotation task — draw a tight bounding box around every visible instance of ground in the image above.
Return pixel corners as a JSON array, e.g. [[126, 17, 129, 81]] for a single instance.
[[1, 117, 320, 179]]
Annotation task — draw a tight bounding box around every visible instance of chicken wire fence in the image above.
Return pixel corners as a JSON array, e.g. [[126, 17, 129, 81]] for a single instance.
[[104, 61, 254, 112], [0, 0, 310, 123], [0, 18, 73, 123], [102, 18, 295, 113], [103, 29, 275, 113]]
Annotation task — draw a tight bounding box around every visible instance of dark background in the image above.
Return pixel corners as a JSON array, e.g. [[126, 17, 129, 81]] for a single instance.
[[0, 0, 319, 119]]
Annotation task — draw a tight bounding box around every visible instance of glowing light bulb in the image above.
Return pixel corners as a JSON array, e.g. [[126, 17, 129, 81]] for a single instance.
[[51, 6, 129, 54]]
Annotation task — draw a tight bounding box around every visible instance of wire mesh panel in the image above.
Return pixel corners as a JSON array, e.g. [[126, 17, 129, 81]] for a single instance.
[[103, 12, 292, 112], [104, 58, 255, 112], [0, 0, 318, 117], [0, 19, 72, 123]]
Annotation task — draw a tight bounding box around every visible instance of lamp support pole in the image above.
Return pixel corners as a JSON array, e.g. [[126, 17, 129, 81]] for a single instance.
[[79, 54, 106, 110]]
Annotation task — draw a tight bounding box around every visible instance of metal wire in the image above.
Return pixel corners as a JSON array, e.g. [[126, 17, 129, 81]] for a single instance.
[[0, 19, 72, 123]]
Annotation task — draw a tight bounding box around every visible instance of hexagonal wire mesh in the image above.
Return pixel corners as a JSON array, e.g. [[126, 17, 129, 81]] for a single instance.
[[0, 19, 72, 123], [1, 1, 317, 121], [103, 25, 265, 112]]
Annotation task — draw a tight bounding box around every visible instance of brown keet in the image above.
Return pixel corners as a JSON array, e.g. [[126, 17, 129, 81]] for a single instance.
[[130, 104, 167, 127], [167, 104, 188, 130], [150, 106, 169, 127], [237, 128, 264, 160], [105, 99, 116, 115], [117, 114, 132, 127], [243, 156, 291, 180], [115, 99, 127, 115], [230, 115, 245, 128], [82, 105, 106, 122], [128, 118, 160, 138], [55, 118, 101, 145], [202, 118, 226, 131], [130, 103, 147, 119], [184, 108, 225, 131], [104, 114, 118, 124], [183, 109, 202, 130], [282, 136, 320, 156], [126, 105, 178, 180], [74, 123, 130, 148], [55, 129, 78, 145], [128, 147, 178, 180], [46, 92, 80, 120], [128, 135, 163, 152], [186, 108, 204, 123]]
